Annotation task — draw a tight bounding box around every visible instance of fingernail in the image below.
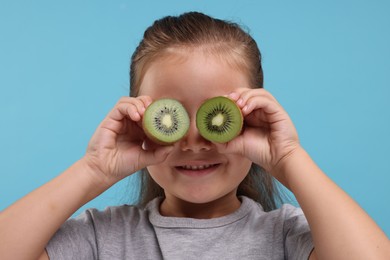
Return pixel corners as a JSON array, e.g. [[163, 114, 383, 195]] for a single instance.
[[227, 92, 237, 100], [134, 111, 140, 119], [237, 99, 243, 106]]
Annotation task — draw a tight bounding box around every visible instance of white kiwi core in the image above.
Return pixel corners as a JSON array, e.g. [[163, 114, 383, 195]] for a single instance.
[[211, 113, 224, 126], [162, 114, 173, 128]]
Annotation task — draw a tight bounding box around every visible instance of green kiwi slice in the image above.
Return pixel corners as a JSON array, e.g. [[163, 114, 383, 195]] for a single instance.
[[196, 96, 243, 143], [142, 98, 190, 145]]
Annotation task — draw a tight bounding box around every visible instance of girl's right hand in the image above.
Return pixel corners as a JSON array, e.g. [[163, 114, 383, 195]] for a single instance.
[[82, 96, 173, 187]]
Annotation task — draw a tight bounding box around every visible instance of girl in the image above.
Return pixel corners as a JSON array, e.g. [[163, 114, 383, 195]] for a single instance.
[[0, 12, 389, 260]]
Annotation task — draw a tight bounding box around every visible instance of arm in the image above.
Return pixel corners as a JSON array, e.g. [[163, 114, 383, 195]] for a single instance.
[[0, 96, 172, 260], [276, 147, 390, 259], [0, 159, 109, 260], [220, 89, 389, 259]]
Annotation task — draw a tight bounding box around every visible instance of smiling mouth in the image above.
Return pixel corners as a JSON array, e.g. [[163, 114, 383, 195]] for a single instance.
[[177, 164, 219, 171]]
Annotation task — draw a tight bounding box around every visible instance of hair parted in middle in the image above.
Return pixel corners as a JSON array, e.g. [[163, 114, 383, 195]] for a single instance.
[[129, 12, 284, 211]]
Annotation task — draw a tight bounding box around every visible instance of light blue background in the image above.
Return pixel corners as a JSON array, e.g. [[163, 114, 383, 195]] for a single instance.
[[1, 1, 389, 236]]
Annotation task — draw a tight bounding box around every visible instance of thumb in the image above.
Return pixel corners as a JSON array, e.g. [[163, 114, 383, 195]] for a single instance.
[[214, 136, 245, 156], [138, 145, 174, 168]]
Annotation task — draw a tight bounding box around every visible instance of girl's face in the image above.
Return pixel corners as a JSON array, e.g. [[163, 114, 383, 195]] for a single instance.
[[139, 50, 252, 217]]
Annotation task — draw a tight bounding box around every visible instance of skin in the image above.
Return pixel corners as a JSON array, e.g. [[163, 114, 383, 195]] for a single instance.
[[138, 51, 252, 218], [0, 49, 389, 259]]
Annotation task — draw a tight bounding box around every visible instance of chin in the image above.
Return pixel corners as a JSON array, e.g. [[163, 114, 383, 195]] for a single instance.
[[175, 188, 235, 205]]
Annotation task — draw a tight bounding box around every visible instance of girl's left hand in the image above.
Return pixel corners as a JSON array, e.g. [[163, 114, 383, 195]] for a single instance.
[[216, 88, 300, 177]]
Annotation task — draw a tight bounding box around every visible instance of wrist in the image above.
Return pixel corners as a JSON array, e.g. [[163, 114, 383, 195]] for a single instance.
[[77, 156, 117, 192], [270, 146, 307, 189]]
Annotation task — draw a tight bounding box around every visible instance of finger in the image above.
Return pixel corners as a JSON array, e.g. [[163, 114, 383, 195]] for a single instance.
[[137, 95, 153, 110], [226, 92, 240, 101], [244, 109, 270, 127], [114, 102, 141, 121], [214, 135, 245, 156], [117, 97, 148, 117], [138, 145, 174, 168], [227, 89, 250, 108], [241, 95, 281, 117], [120, 96, 154, 120], [99, 103, 141, 138], [115, 96, 150, 115], [226, 87, 253, 101], [141, 138, 161, 151], [239, 89, 275, 108], [129, 97, 147, 116]]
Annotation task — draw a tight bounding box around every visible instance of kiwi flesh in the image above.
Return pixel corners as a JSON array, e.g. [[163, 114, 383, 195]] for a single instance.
[[142, 98, 190, 145], [196, 96, 243, 143]]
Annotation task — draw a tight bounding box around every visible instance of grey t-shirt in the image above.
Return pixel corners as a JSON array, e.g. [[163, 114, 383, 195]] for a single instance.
[[46, 196, 313, 259]]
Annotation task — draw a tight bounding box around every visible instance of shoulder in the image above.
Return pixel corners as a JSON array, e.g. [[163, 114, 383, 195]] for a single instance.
[[46, 200, 162, 259], [243, 197, 313, 258], [48, 200, 159, 246], [78, 201, 156, 229], [243, 196, 305, 219], [85, 204, 145, 220], [242, 197, 309, 231]]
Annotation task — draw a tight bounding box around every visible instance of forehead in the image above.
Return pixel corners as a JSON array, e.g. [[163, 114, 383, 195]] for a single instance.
[[138, 51, 250, 103]]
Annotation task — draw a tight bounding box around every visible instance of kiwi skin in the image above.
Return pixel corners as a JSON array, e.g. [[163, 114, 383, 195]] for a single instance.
[[142, 98, 190, 145], [196, 96, 243, 143]]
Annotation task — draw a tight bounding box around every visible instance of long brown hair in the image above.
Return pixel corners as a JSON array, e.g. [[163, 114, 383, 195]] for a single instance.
[[129, 12, 284, 211]]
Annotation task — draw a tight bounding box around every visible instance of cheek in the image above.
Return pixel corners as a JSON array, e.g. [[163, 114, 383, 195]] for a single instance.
[[229, 155, 252, 173], [227, 156, 252, 183], [146, 165, 170, 187]]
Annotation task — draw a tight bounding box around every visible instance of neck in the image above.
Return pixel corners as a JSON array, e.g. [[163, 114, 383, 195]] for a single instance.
[[160, 191, 241, 219]]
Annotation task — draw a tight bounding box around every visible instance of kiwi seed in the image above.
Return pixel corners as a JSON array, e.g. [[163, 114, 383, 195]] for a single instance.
[[142, 98, 190, 145], [196, 96, 243, 143]]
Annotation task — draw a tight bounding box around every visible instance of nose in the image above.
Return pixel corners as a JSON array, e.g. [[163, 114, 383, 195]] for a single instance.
[[179, 117, 212, 152]]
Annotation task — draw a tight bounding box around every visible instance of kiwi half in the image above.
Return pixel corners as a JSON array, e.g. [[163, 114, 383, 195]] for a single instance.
[[196, 96, 243, 143], [142, 98, 190, 145]]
